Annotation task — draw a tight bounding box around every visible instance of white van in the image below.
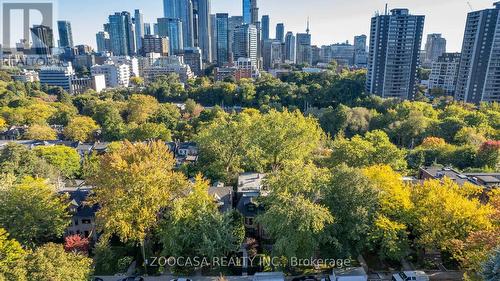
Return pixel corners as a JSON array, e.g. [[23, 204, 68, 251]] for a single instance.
[[392, 271, 429, 281]]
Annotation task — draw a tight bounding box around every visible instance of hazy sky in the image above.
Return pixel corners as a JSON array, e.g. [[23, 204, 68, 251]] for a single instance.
[[46, 0, 499, 51]]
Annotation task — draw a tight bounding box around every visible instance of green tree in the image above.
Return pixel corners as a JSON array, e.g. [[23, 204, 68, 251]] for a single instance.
[[33, 145, 81, 179], [25, 243, 92, 281], [412, 179, 494, 251], [0, 228, 27, 281], [254, 109, 324, 171], [257, 192, 333, 259], [322, 165, 378, 258], [64, 116, 99, 142], [329, 130, 407, 171], [88, 141, 187, 244], [195, 112, 255, 181], [0, 143, 56, 181], [126, 94, 160, 124], [127, 123, 172, 141], [257, 163, 333, 259], [23, 124, 57, 140], [0, 177, 70, 247], [159, 175, 243, 260]]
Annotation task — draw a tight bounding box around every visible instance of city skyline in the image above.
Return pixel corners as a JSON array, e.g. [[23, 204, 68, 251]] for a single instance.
[[53, 0, 496, 51]]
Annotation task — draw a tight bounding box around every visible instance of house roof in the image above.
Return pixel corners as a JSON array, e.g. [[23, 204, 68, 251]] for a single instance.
[[237, 173, 266, 193]]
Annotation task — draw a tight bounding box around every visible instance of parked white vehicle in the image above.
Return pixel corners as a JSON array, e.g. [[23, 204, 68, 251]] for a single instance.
[[392, 271, 429, 281]]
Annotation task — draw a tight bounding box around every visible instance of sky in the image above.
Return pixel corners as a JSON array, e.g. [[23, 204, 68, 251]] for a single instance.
[[15, 0, 500, 51]]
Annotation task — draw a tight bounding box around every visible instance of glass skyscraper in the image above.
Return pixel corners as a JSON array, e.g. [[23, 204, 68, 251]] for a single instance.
[[261, 15, 270, 41], [57, 20, 74, 48], [163, 0, 194, 48], [216, 13, 229, 65], [242, 0, 251, 24], [158, 17, 184, 54], [108, 12, 135, 56]]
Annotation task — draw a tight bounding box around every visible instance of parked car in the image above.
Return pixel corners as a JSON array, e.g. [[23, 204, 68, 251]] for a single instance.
[[392, 271, 429, 281]]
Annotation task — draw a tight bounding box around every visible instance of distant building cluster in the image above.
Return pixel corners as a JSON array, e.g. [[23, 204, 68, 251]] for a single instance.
[[2, 1, 500, 103]]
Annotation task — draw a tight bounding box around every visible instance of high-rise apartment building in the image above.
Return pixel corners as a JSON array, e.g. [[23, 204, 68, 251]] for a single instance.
[[96, 31, 111, 53], [429, 52, 461, 96], [455, 2, 500, 103], [366, 9, 425, 100], [216, 13, 229, 65], [108, 12, 136, 56], [134, 10, 145, 51], [262, 39, 283, 70], [276, 23, 285, 43], [423, 34, 446, 67], [284, 31, 296, 63], [57, 21, 74, 48], [261, 15, 270, 41], [158, 17, 184, 54], [233, 24, 258, 67], [354, 35, 368, 66], [163, 0, 194, 48]]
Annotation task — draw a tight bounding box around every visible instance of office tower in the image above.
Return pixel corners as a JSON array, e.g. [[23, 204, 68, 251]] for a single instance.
[[284, 31, 296, 63], [261, 15, 270, 41], [354, 35, 368, 66], [262, 39, 283, 70], [243, 0, 251, 24], [154, 23, 159, 36], [216, 13, 229, 65], [142, 35, 170, 56], [144, 23, 152, 36], [233, 24, 258, 67], [158, 18, 184, 54], [182, 47, 203, 75], [57, 21, 74, 48], [30, 25, 54, 55], [108, 12, 136, 56], [275, 23, 285, 43], [194, 0, 212, 62], [96, 32, 111, 53], [424, 34, 446, 67], [296, 20, 312, 65], [243, 0, 258, 24], [456, 3, 500, 103], [134, 10, 145, 51], [320, 43, 355, 65], [366, 9, 424, 100], [429, 53, 461, 96], [210, 14, 217, 65], [163, 0, 194, 48], [228, 16, 244, 61]]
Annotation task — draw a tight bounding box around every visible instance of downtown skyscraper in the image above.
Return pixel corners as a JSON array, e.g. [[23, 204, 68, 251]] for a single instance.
[[243, 0, 258, 25], [366, 8, 424, 100], [194, 0, 212, 62], [134, 10, 145, 51], [57, 21, 74, 48], [108, 12, 136, 56], [233, 24, 258, 67], [423, 34, 446, 67], [216, 13, 229, 65], [276, 23, 285, 43], [455, 2, 500, 103], [261, 15, 270, 41], [163, 0, 194, 48]]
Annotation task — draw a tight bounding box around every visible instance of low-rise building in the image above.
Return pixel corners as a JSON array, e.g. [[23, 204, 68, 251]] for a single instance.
[[419, 166, 500, 190], [39, 65, 75, 92], [142, 56, 194, 83], [91, 61, 131, 88]]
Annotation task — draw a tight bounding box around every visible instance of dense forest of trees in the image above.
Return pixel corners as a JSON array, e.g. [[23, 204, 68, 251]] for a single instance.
[[0, 68, 498, 280]]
